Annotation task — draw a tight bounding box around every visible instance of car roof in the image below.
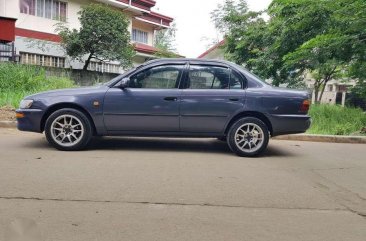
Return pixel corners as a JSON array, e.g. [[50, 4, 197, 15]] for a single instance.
[[142, 58, 235, 67]]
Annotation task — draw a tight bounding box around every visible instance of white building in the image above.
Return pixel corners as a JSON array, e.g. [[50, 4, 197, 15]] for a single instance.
[[0, 0, 174, 73]]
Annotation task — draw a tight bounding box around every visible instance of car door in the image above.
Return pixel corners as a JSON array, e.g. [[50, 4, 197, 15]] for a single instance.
[[180, 64, 246, 133], [103, 64, 184, 132]]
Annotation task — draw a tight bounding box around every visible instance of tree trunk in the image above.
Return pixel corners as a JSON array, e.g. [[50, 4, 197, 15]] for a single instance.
[[317, 79, 329, 103], [83, 53, 93, 71], [314, 84, 319, 104]]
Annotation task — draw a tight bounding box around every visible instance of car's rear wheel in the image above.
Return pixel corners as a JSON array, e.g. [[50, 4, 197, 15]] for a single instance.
[[44, 108, 93, 151], [227, 117, 269, 157]]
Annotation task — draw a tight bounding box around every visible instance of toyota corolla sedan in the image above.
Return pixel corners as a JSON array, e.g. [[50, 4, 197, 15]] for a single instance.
[[16, 58, 311, 157]]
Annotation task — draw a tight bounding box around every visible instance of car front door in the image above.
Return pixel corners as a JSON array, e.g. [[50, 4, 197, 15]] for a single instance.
[[103, 64, 184, 132], [180, 64, 246, 133]]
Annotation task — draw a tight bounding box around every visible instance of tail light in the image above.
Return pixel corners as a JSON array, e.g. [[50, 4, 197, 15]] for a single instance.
[[299, 99, 310, 113]]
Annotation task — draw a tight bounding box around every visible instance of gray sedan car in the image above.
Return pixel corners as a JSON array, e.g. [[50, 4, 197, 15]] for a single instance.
[[16, 58, 311, 156]]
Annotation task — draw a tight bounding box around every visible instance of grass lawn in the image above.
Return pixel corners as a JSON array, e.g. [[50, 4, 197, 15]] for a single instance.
[[0, 63, 75, 108], [307, 104, 366, 136]]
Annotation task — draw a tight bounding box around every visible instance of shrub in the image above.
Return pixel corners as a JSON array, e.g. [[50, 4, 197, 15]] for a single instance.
[[308, 104, 366, 135]]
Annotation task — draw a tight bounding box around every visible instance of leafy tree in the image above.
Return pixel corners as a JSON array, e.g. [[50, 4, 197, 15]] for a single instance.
[[154, 22, 177, 52], [153, 22, 182, 58], [212, 0, 366, 103], [57, 4, 134, 71]]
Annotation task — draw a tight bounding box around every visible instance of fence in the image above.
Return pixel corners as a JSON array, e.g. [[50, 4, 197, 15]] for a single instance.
[[0, 42, 16, 62]]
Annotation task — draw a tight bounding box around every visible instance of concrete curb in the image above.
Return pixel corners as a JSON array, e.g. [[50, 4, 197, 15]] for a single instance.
[[273, 134, 366, 144], [0, 121, 17, 128]]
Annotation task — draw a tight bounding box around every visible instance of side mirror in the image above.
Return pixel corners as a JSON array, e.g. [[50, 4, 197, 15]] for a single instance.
[[118, 77, 130, 89]]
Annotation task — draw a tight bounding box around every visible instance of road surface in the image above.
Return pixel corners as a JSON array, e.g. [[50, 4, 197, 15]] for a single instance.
[[0, 128, 365, 241]]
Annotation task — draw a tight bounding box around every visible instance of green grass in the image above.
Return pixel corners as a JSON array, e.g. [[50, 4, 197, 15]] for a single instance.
[[307, 104, 366, 135], [0, 63, 76, 108]]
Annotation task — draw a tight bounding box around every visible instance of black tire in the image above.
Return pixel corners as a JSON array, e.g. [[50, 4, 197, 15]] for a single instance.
[[44, 108, 93, 151], [227, 117, 269, 157]]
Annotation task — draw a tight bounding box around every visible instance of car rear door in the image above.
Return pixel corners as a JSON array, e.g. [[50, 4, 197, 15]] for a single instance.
[[180, 63, 246, 133], [103, 64, 184, 132]]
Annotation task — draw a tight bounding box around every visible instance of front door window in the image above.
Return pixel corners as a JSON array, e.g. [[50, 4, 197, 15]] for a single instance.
[[129, 65, 183, 89]]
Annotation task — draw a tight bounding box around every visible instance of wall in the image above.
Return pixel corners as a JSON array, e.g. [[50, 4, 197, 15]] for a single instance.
[[44, 67, 119, 86]]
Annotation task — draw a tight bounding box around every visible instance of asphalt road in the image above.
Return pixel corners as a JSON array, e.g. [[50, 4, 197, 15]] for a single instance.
[[0, 128, 365, 241]]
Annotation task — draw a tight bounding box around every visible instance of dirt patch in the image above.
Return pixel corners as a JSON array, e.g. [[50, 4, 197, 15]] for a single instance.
[[0, 106, 16, 121]]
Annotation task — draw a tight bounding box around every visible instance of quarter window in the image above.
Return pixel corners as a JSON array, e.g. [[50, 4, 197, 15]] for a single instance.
[[129, 65, 183, 89]]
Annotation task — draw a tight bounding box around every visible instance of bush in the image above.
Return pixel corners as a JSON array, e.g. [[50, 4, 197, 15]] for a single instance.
[[0, 63, 75, 108], [308, 104, 366, 135]]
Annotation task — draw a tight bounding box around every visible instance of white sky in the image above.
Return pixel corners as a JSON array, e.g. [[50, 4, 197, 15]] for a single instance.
[[153, 0, 272, 58]]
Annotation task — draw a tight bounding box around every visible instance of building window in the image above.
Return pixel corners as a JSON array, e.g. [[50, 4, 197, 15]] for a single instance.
[[132, 29, 148, 44], [20, 52, 66, 68], [20, 0, 67, 22], [88, 61, 122, 74]]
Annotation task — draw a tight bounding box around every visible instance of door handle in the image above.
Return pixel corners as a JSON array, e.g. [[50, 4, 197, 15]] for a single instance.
[[164, 97, 178, 101], [229, 97, 239, 101]]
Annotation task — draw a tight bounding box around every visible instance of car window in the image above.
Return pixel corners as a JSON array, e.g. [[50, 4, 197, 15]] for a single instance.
[[187, 65, 231, 89], [129, 65, 183, 89], [230, 71, 244, 89]]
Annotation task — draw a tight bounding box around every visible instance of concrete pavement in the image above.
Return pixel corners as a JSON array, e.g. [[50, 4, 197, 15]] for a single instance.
[[0, 128, 365, 241]]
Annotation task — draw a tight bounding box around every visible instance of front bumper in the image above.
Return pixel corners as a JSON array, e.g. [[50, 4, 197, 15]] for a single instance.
[[16, 109, 44, 133], [269, 114, 311, 136]]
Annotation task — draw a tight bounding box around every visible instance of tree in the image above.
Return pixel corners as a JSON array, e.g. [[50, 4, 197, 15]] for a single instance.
[[57, 4, 134, 71], [154, 22, 177, 52], [211, 0, 366, 103], [153, 22, 182, 58]]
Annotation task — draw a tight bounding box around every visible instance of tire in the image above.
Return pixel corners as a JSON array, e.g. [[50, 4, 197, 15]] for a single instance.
[[227, 117, 269, 157], [44, 108, 93, 151]]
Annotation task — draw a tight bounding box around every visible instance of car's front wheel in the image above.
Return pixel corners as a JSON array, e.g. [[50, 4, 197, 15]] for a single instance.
[[44, 108, 93, 151], [227, 117, 269, 157]]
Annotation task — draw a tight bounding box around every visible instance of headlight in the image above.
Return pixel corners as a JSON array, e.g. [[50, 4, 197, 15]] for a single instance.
[[19, 99, 34, 109]]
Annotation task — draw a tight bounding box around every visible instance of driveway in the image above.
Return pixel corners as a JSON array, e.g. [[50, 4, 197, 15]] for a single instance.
[[0, 128, 365, 241]]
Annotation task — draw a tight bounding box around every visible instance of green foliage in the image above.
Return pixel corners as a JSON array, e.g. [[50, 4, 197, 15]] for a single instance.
[[211, 0, 366, 102], [0, 63, 75, 108], [308, 104, 366, 135], [154, 22, 177, 52], [57, 4, 134, 70]]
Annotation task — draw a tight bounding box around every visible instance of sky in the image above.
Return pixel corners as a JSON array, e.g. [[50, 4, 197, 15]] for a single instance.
[[153, 0, 272, 58]]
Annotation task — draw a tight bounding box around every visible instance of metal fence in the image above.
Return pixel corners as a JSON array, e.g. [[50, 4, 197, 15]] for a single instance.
[[0, 42, 16, 62]]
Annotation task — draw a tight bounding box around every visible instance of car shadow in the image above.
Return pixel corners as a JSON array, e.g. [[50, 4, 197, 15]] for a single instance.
[[89, 137, 231, 154], [88, 137, 296, 157], [23, 136, 295, 157]]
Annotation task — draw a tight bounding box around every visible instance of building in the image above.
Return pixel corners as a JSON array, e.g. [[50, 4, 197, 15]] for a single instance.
[[198, 39, 355, 105], [0, 0, 174, 73], [198, 39, 225, 60]]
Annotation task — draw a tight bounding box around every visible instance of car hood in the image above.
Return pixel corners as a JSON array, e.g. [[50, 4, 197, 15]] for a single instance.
[[25, 86, 108, 100]]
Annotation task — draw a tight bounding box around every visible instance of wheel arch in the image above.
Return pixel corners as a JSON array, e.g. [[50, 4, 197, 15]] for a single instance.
[[40, 103, 97, 134], [225, 111, 273, 136]]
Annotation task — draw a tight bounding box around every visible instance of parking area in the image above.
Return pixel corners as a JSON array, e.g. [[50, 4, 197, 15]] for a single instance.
[[0, 128, 365, 241]]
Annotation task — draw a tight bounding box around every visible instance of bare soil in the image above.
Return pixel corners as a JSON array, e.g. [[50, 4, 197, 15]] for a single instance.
[[0, 106, 16, 121]]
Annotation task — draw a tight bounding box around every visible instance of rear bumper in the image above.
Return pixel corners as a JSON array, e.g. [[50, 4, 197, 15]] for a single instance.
[[269, 114, 311, 136], [16, 109, 44, 133]]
